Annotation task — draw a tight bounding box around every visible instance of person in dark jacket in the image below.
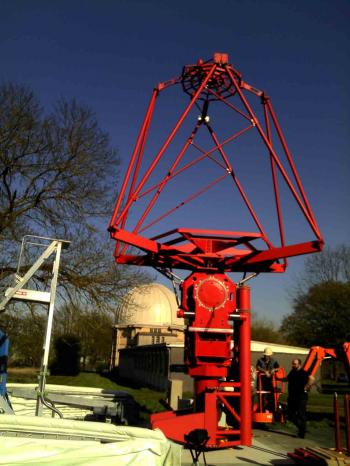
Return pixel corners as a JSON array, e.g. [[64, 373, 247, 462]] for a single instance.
[[286, 358, 314, 438]]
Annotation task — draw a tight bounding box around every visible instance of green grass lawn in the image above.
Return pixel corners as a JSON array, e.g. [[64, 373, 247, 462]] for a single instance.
[[254, 389, 348, 448], [8, 368, 348, 437], [269, 389, 349, 448], [7, 369, 166, 419], [278, 389, 346, 416], [8, 369, 346, 416]]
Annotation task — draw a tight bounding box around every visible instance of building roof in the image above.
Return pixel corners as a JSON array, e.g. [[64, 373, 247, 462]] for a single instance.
[[119, 340, 308, 354], [115, 283, 184, 327], [250, 340, 309, 354]]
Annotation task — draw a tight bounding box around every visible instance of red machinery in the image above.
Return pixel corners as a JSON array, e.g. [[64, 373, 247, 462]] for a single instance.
[[254, 367, 286, 423], [109, 53, 323, 448], [303, 343, 350, 380]]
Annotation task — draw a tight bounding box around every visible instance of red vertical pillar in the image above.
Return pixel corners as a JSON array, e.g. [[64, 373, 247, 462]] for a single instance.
[[344, 394, 350, 456], [334, 393, 342, 451], [237, 286, 252, 446]]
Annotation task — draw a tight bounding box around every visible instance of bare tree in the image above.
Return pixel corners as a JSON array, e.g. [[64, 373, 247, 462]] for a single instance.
[[302, 245, 350, 284], [0, 83, 116, 237], [288, 244, 350, 300], [0, 82, 151, 310]]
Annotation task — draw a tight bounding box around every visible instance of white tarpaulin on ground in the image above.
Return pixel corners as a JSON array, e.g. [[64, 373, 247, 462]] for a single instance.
[[0, 415, 182, 465]]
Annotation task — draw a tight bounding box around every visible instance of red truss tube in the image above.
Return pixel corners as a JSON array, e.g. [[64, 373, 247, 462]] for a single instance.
[[138, 123, 254, 203], [225, 66, 321, 240], [110, 88, 158, 228], [205, 123, 271, 246], [265, 97, 321, 237], [112, 63, 217, 230], [109, 54, 323, 272], [131, 120, 202, 237], [263, 97, 287, 268]]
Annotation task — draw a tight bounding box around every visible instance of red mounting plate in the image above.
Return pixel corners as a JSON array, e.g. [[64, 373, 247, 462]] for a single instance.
[[110, 227, 322, 273]]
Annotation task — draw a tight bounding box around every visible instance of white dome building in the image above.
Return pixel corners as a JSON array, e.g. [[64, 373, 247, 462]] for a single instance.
[[111, 283, 185, 370], [115, 283, 183, 327], [111, 283, 309, 393]]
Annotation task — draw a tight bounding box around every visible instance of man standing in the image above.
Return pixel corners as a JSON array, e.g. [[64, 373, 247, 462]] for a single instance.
[[256, 347, 279, 412], [287, 358, 314, 438]]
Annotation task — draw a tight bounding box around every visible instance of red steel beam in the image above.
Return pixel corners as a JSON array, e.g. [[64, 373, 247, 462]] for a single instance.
[[225, 66, 322, 240], [110, 88, 158, 228], [111, 63, 218, 229], [206, 123, 271, 246], [263, 97, 287, 267], [266, 98, 321, 237]]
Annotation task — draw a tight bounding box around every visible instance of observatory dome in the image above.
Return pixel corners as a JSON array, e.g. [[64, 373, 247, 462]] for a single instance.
[[116, 283, 183, 326]]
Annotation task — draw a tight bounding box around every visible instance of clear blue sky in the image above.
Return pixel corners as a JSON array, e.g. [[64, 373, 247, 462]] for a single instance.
[[1, 0, 349, 324]]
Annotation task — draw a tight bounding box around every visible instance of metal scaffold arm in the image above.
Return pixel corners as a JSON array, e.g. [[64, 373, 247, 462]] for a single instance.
[[0, 236, 70, 417], [0, 239, 68, 312]]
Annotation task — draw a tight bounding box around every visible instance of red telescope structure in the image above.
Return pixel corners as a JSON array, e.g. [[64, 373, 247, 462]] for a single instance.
[[109, 53, 323, 448]]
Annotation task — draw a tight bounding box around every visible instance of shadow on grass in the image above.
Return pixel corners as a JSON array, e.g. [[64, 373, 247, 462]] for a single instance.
[[102, 371, 167, 426], [7, 368, 167, 427]]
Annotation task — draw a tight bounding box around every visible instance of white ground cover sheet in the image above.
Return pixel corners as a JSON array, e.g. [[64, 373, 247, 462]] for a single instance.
[[0, 415, 182, 465]]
